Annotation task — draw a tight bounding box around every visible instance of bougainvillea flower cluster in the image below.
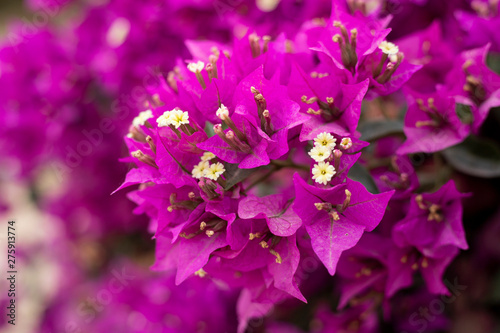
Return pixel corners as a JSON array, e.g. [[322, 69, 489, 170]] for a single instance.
[[112, 1, 494, 330]]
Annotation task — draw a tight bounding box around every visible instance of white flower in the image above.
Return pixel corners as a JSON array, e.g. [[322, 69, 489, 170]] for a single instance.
[[216, 104, 229, 119], [205, 162, 225, 181], [169, 109, 189, 129], [312, 161, 336, 185], [132, 109, 153, 127], [378, 41, 399, 55], [156, 111, 172, 127], [187, 61, 205, 73], [314, 132, 337, 150], [340, 137, 353, 150], [256, 0, 281, 12], [106, 18, 130, 48], [155, 109, 189, 129], [308, 145, 331, 162], [192, 161, 210, 179], [201, 152, 216, 161]]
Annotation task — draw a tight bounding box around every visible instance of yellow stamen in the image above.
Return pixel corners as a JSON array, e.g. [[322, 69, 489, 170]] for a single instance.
[[194, 268, 207, 278], [270, 249, 282, 264]]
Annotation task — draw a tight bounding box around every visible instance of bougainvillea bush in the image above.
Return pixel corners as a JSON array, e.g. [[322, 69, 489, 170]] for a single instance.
[[1, 0, 500, 332]]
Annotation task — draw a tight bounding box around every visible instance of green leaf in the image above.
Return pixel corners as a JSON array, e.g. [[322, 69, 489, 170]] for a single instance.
[[488, 269, 500, 303], [487, 52, 500, 75], [347, 163, 379, 194], [455, 103, 474, 125], [358, 120, 404, 141], [204, 122, 215, 137], [442, 136, 500, 178]]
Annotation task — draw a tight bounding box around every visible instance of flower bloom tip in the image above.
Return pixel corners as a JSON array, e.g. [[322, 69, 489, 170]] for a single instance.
[[132, 109, 153, 127], [312, 161, 336, 185], [156, 109, 189, 129], [340, 137, 352, 150], [378, 41, 399, 55], [308, 145, 331, 162], [187, 60, 205, 73], [314, 132, 337, 150]]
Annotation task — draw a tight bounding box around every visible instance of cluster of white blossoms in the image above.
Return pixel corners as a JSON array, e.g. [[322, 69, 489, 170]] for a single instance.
[[310, 132, 337, 161], [192, 152, 225, 181], [156, 109, 190, 129], [308, 132, 353, 185], [132, 109, 153, 128], [309, 132, 337, 185]]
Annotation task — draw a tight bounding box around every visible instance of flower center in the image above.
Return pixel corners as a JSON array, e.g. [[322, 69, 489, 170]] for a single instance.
[[374, 41, 403, 83], [414, 98, 445, 128], [462, 60, 486, 104], [248, 33, 272, 58], [332, 21, 358, 71], [314, 189, 352, 221], [302, 94, 341, 120], [167, 193, 200, 212], [248, 231, 283, 264], [415, 195, 443, 222], [401, 249, 429, 271], [178, 217, 227, 239]]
